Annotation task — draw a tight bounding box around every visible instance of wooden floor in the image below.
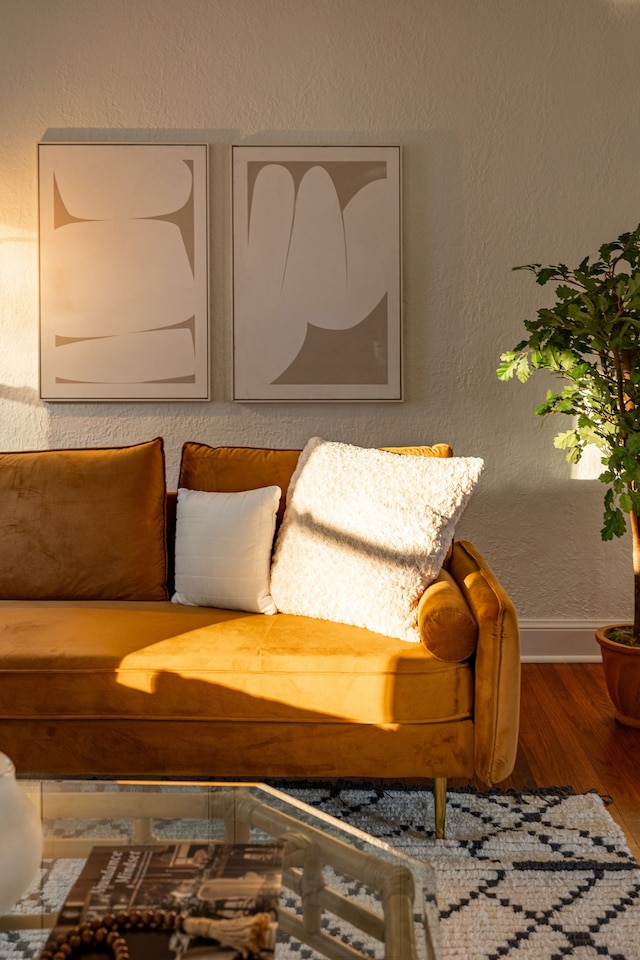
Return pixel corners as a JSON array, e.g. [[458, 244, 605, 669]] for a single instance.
[[452, 663, 640, 860]]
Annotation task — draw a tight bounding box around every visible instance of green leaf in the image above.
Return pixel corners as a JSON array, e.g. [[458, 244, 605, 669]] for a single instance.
[[555, 284, 578, 301], [512, 263, 540, 273], [553, 430, 583, 462], [626, 433, 640, 457], [620, 492, 634, 513], [554, 430, 578, 449], [497, 352, 531, 382], [536, 268, 556, 286], [602, 506, 627, 540]]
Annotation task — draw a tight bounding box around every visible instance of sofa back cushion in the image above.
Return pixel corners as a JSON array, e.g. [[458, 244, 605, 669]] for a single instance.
[[178, 441, 454, 531], [178, 442, 302, 529], [0, 438, 168, 600]]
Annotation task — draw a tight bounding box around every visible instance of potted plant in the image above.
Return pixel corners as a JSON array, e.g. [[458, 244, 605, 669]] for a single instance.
[[497, 223, 640, 726]]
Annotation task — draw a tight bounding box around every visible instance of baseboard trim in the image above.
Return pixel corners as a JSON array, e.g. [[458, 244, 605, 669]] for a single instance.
[[519, 619, 606, 662]]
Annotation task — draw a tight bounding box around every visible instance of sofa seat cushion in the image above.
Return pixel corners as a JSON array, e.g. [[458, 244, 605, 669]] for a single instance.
[[0, 601, 473, 726]]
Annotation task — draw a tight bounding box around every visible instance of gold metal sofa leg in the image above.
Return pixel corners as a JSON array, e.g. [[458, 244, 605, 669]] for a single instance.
[[434, 777, 447, 839]]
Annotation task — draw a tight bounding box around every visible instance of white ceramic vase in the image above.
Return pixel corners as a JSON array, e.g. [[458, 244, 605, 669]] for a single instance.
[[0, 752, 43, 915]]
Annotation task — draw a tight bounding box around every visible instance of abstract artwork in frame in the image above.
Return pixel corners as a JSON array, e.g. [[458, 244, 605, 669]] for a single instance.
[[38, 143, 209, 400], [232, 145, 402, 401]]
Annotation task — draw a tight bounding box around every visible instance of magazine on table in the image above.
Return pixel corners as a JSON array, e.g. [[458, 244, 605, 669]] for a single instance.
[[49, 841, 284, 959]]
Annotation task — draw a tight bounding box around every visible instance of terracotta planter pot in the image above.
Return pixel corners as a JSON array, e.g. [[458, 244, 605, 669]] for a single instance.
[[595, 624, 640, 728]]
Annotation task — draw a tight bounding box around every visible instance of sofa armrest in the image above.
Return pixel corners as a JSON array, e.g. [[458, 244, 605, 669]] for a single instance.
[[448, 540, 521, 785]]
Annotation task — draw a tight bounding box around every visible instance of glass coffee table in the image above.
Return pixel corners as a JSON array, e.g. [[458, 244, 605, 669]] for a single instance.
[[1, 780, 439, 960]]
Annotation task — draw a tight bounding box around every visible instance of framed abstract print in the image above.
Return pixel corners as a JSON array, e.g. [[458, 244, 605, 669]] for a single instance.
[[38, 142, 209, 400], [232, 145, 402, 401]]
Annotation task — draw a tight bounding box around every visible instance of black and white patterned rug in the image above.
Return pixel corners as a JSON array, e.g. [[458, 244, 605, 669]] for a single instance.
[[3, 785, 639, 959], [278, 784, 640, 959]]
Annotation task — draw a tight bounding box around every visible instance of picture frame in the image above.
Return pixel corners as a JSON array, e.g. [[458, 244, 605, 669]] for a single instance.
[[232, 145, 402, 401], [38, 142, 209, 401]]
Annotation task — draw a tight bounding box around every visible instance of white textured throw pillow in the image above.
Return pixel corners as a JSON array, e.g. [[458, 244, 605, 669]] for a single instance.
[[172, 485, 281, 614], [270, 438, 484, 641]]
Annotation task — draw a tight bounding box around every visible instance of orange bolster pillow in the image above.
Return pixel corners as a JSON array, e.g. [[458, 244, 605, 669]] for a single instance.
[[417, 568, 478, 661]]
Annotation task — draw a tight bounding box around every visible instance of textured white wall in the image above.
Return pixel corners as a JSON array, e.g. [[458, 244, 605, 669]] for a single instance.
[[1, 0, 638, 640]]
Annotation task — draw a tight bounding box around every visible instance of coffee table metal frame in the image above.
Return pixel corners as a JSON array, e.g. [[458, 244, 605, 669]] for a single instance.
[[3, 780, 439, 960]]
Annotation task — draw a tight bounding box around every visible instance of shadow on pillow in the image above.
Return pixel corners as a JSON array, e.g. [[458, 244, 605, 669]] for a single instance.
[[270, 437, 484, 642]]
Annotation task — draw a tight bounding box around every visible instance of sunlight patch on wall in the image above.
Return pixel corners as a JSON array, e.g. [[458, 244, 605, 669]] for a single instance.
[[0, 224, 38, 379], [0, 222, 49, 449], [571, 442, 604, 480]]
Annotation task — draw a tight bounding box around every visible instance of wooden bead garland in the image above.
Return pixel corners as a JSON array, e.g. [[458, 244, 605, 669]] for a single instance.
[[39, 910, 179, 960], [38, 908, 271, 959]]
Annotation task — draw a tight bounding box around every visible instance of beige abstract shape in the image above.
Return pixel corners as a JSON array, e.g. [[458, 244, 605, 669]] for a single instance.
[[237, 163, 395, 386], [42, 220, 195, 338], [50, 146, 194, 220], [54, 329, 196, 383]]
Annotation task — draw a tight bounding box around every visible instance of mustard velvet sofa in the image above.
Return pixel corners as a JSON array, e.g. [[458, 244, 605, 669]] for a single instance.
[[0, 438, 520, 837]]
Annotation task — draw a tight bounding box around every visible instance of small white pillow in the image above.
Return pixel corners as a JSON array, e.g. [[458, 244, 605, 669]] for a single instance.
[[270, 438, 484, 641], [172, 485, 281, 614]]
